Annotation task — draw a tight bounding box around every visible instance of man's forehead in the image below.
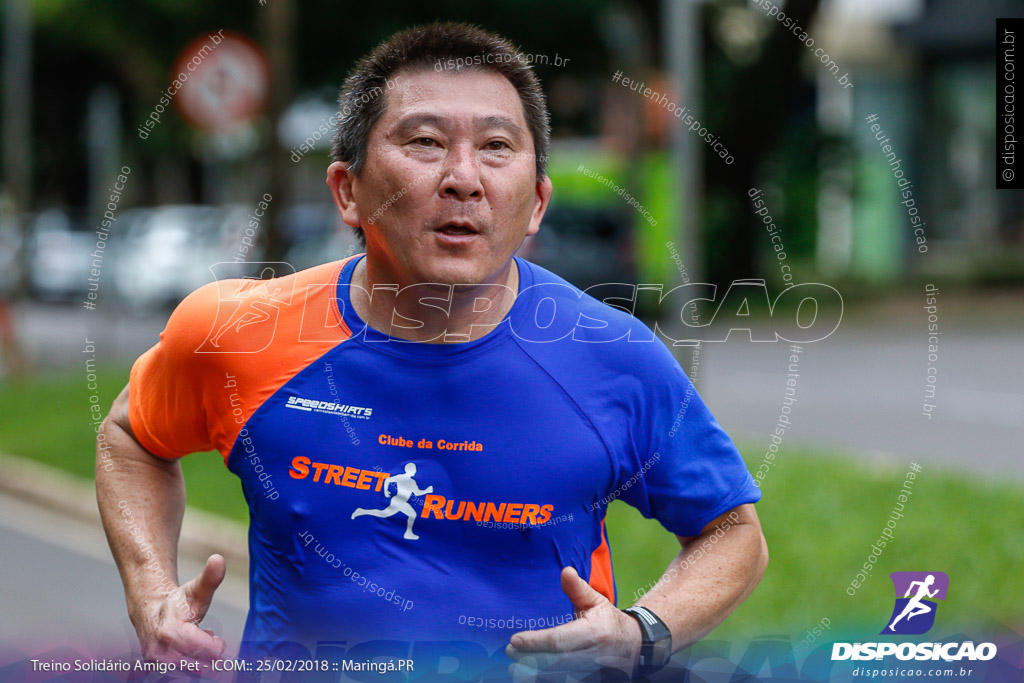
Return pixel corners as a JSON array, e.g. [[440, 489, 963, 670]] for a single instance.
[[390, 112, 526, 137], [380, 69, 528, 130]]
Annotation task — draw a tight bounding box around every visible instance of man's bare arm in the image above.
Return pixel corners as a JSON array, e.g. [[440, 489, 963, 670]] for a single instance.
[[95, 384, 226, 662], [635, 503, 769, 651]]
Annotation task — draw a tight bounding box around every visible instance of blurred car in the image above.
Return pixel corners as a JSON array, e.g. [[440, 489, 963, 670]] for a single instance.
[[280, 203, 362, 271], [112, 205, 233, 311], [519, 204, 635, 296], [27, 209, 95, 302], [112, 203, 360, 311]]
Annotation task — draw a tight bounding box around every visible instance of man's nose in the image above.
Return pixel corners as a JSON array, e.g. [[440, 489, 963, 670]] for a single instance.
[[438, 144, 484, 200]]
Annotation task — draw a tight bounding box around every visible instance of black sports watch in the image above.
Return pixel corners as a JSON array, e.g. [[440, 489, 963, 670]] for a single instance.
[[621, 605, 672, 678]]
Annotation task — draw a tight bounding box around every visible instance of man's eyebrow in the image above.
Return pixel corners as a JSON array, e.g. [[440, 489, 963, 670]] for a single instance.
[[477, 115, 526, 138], [391, 114, 446, 136], [390, 113, 526, 138]]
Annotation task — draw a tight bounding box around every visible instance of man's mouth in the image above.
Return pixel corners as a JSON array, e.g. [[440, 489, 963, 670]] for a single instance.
[[434, 222, 479, 237]]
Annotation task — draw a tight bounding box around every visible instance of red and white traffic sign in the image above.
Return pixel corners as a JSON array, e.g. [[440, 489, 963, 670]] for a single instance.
[[172, 31, 269, 133]]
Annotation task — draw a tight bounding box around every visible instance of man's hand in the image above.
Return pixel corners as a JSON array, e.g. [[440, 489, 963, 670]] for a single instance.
[[131, 555, 228, 664], [506, 567, 641, 681]]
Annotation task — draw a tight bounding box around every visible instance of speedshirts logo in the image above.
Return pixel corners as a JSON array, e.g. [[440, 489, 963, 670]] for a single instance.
[[285, 395, 373, 420], [832, 571, 997, 662]]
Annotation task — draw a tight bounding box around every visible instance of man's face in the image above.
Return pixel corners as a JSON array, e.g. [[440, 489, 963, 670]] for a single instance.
[[331, 68, 551, 286]]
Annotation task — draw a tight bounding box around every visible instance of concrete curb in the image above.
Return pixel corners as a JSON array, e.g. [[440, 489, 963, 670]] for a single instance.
[[0, 452, 249, 577]]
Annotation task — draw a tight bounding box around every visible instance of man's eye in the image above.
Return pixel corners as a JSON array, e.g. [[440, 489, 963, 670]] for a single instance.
[[485, 141, 509, 151], [415, 137, 437, 147]]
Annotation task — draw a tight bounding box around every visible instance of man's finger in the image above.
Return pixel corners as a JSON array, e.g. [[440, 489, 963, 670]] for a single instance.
[[508, 618, 594, 655], [144, 627, 224, 666], [559, 567, 606, 615], [183, 554, 226, 622], [176, 622, 227, 662]]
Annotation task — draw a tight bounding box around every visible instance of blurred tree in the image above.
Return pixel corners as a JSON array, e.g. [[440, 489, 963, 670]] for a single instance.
[[702, 0, 821, 287], [259, 0, 295, 265], [21, 0, 614, 265]]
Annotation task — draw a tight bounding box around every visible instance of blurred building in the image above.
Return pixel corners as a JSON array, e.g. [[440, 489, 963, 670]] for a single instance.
[[813, 0, 1024, 283]]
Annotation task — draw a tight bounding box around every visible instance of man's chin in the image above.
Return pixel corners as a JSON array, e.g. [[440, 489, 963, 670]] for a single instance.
[[416, 271, 490, 289], [413, 256, 512, 289]]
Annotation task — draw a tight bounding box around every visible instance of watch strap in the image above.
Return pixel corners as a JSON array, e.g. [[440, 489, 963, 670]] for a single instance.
[[622, 606, 672, 678]]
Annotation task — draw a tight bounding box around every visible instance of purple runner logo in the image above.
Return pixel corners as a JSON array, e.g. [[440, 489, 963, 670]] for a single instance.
[[881, 571, 949, 635]]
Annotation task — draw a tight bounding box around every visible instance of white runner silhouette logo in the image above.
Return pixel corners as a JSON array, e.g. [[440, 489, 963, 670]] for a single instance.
[[887, 574, 939, 632], [351, 463, 433, 540]]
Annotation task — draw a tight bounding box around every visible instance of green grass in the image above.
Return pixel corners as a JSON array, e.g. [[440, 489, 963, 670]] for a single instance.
[[0, 366, 132, 479], [3, 369, 1022, 637]]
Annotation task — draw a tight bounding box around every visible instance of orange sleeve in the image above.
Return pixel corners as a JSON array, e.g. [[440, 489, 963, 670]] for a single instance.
[[129, 280, 227, 460], [129, 259, 356, 462]]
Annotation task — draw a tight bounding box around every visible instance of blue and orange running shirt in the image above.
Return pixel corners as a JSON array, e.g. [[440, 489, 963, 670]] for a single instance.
[[129, 255, 761, 666]]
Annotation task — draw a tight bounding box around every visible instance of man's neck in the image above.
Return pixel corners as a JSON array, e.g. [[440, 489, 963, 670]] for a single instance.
[[350, 256, 520, 343]]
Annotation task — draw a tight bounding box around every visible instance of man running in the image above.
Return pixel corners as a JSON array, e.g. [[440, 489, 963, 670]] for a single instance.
[[888, 575, 939, 632], [351, 463, 433, 540], [97, 22, 768, 679]]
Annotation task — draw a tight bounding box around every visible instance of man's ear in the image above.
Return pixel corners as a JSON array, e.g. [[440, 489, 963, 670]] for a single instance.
[[526, 175, 553, 237], [327, 161, 361, 228]]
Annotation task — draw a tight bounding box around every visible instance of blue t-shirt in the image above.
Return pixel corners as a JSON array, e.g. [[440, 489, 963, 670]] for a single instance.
[[129, 254, 761, 672]]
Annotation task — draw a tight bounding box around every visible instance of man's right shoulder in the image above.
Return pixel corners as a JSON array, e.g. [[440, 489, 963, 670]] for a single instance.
[[160, 258, 355, 357], [128, 258, 361, 461]]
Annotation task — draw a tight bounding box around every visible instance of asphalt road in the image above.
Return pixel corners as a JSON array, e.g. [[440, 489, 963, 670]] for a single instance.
[[0, 492, 248, 663], [691, 316, 1022, 481]]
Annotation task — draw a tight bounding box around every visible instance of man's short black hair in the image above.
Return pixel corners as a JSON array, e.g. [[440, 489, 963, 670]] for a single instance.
[[330, 21, 551, 243]]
